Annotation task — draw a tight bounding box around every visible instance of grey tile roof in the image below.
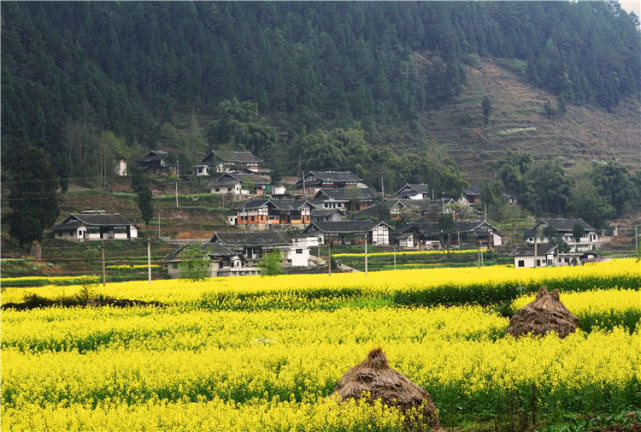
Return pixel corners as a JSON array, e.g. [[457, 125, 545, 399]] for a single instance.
[[464, 186, 481, 196], [138, 150, 168, 163], [314, 188, 376, 201], [211, 231, 288, 247], [311, 209, 346, 216], [233, 199, 271, 210], [396, 183, 430, 195], [202, 151, 262, 164], [401, 221, 497, 236], [307, 171, 364, 183], [305, 220, 387, 233], [163, 243, 234, 262], [58, 213, 134, 227], [510, 244, 558, 257], [268, 200, 310, 211], [525, 218, 596, 236]]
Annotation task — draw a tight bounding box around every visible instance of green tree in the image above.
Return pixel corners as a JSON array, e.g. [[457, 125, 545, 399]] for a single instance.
[[131, 168, 153, 226], [591, 162, 637, 217], [257, 250, 284, 276], [572, 222, 585, 243], [6, 140, 60, 247], [438, 213, 455, 255], [481, 96, 492, 125], [568, 189, 615, 230], [543, 225, 569, 253], [178, 245, 210, 280]]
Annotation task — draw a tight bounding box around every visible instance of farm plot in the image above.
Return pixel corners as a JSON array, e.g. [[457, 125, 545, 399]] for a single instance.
[[1, 259, 640, 431]]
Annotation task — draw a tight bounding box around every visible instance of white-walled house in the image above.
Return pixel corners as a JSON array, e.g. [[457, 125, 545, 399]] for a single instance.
[[394, 184, 430, 200], [163, 243, 248, 278], [196, 151, 263, 176], [525, 218, 599, 252], [208, 173, 270, 195], [510, 244, 559, 268], [53, 212, 138, 241], [303, 220, 393, 245]]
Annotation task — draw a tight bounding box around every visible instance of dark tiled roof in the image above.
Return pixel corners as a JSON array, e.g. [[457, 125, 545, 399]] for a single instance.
[[268, 200, 310, 211], [311, 209, 346, 216], [314, 188, 376, 201], [63, 213, 134, 227], [233, 199, 270, 210], [401, 221, 496, 236], [396, 184, 430, 195], [202, 151, 262, 164], [235, 173, 271, 185], [464, 186, 481, 196], [510, 244, 558, 257], [401, 199, 446, 212], [305, 220, 389, 233], [211, 231, 288, 247], [209, 175, 240, 187], [139, 150, 168, 163], [525, 218, 596, 236], [307, 171, 364, 183], [163, 243, 234, 261], [52, 222, 80, 231]]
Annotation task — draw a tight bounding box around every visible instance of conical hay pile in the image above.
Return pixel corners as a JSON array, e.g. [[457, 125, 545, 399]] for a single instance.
[[331, 348, 441, 429], [506, 287, 579, 338]]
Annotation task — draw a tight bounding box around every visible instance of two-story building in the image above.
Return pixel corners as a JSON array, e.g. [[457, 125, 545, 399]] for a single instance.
[[163, 243, 247, 278], [53, 211, 138, 241], [312, 188, 377, 212], [208, 173, 271, 195], [302, 220, 392, 245], [394, 184, 431, 200], [230, 199, 312, 227], [296, 171, 368, 192], [524, 218, 599, 252], [211, 231, 310, 267], [195, 150, 263, 176], [399, 221, 502, 249]]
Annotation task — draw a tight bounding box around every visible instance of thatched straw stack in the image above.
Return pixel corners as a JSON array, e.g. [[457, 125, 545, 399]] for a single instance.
[[506, 287, 579, 338], [332, 348, 441, 430]]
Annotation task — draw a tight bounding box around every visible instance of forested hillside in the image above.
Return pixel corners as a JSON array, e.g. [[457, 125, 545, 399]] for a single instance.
[[2, 1, 640, 188]]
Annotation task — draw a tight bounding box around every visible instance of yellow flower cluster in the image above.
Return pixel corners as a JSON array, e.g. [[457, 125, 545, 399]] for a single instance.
[[513, 289, 641, 315], [2, 258, 638, 306], [333, 249, 478, 258]]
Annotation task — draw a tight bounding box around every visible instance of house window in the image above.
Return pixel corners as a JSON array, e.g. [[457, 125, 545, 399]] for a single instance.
[[216, 188, 220, 192], [251, 216, 255, 222], [536, 259, 541, 267], [296, 249, 303, 254]]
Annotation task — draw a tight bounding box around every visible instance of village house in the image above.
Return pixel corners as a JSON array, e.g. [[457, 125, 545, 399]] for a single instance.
[[394, 184, 431, 200], [524, 218, 599, 252], [311, 188, 377, 212], [462, 186, 482, 205], [395, 232, 415, 249], [296, 171, 368, 192], [211, 231, 310, 267], [163, 243, 247, 278], [311, 208, 346, 223], [303, 220, 392, 245], [360, 198, 454, 222], [208, 173, 271, 195], [229, 199, 312, 227], [195, 150, 263, 176], [53, 211, 138, 241], [136, 150, 170, 174], [399, 220, 502, 249], [510, 244, 559, 268]]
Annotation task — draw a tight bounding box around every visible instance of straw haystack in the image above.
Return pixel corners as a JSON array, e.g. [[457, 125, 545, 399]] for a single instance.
[[332, 348, 441, 429], [506, 287, 579, 338]]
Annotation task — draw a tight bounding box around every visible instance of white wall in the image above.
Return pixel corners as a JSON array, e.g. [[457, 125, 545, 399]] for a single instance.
[[371, 226, 389, 245], [288, 246, 310, 267]]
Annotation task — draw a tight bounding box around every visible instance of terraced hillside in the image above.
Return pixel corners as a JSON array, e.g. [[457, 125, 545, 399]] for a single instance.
[[420, 61, 641, 183]]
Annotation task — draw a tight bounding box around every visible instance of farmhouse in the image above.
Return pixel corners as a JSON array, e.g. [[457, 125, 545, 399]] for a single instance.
[[312, 188, 377, 212], [394, 183, 431, 200], [195, 150, 263, 176], [211, 231, 310, 267], [311, 208, 346, 223], [163, 243, 248, 278], [510, 244, 559, 268], [230, 199, 313, 226], [462, 186, 482, 205], [53, 211, 138, 241], [399, 220, 502, 249], [303, 220, 392, 245], [208, 173, 271, 195], [136, 150, 169, 173], [296, 171, 367, 191], [524, 218, 599, 252]]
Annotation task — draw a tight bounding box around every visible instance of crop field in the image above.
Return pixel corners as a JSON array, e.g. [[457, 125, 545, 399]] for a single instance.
[[1, 259, 640, 431]]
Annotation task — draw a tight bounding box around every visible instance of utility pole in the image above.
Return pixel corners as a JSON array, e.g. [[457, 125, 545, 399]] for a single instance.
[[484, 203, 487, 222], [381, 178, 385, 200], [635, 225, 638, 255], [364, 235, 368, 277], [302, 171, 306, 196], [101, 241, 106, 287], [393, 245, 397, 270], [328, 241, 332, 276], [147, 238, 152, 286], [457, 232, 461, 250], [158, 212, 161, 238], [176, 161, 179, 208]]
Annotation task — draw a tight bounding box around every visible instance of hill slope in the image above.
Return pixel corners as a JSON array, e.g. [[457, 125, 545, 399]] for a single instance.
[[419, 60, 641, 183]]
